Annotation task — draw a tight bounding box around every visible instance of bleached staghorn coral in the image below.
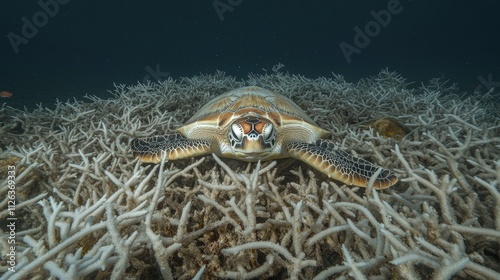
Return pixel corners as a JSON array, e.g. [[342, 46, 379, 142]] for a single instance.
[[0, 69, 498, 279]]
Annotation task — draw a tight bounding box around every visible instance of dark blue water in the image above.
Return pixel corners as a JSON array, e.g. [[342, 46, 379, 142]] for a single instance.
[[1, 0, 499, 109]]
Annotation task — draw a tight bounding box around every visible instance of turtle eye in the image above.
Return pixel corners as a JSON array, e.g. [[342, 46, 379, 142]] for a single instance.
[[230, 123, 244, 146], [262, 123, 276, 146]]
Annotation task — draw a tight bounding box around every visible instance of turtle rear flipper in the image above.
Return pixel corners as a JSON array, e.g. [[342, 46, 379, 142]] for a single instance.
[[286, 139, 397, 189], [131, 134, 213, 163]]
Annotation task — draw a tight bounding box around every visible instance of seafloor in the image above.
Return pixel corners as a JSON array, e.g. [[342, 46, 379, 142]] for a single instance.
[[0, 70, 499, 279]]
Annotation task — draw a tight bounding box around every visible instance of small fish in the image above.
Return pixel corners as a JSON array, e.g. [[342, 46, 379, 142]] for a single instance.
[[0, 91, 13, 98]]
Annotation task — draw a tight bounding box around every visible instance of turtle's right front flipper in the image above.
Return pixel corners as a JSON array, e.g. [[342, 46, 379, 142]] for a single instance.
[[131, 134, 214, 163]]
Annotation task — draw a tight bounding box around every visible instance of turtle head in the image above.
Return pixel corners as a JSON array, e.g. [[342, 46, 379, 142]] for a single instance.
[[229, 116, 276, 158]]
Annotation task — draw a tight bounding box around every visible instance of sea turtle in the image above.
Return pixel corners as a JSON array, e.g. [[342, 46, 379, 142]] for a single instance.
[[131, 86, 398, 189]]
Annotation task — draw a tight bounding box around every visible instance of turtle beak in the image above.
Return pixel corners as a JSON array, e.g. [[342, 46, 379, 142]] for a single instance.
[[229, 135, 273, 161], [241, 135, 268, 153]]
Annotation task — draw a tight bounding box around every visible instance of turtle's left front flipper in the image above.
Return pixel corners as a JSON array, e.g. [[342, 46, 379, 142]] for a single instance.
[[131, 133, 214, 163], [286, 139, 398, 189]]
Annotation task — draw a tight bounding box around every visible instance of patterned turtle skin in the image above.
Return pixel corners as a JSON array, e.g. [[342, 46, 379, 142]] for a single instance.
[[131, 86, 397, 189]]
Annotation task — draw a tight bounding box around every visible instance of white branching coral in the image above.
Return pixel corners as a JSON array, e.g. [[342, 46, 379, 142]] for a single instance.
[[0, 69, 499, 279]]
